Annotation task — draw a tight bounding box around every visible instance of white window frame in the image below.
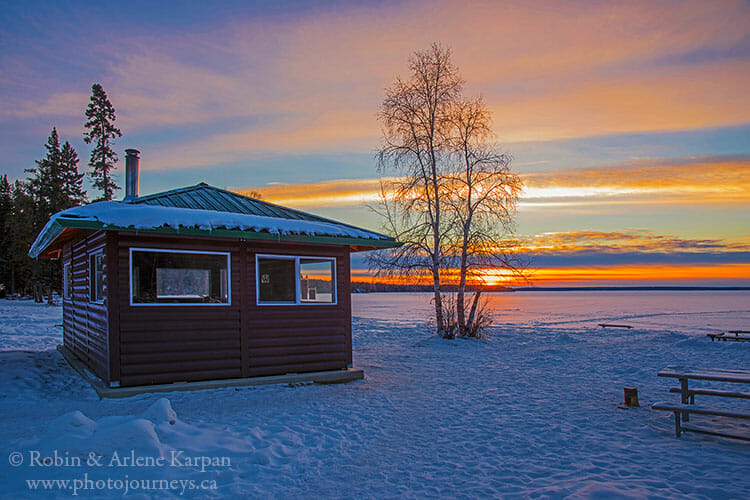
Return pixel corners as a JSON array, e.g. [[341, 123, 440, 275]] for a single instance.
[[89, 251, 104, 304], [129, 247, 232, 307], [255, 254, 337, 306], [63, 262, 72, 301]]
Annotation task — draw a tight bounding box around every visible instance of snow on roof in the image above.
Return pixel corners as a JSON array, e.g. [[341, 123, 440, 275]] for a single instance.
[[58, 201, 390, 239], [29, 200, 397, 257]]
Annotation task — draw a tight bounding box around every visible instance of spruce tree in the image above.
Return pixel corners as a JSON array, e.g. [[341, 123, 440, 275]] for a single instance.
[[60, 141, 87, 207], [7, 181, 35, 296], [26, 127, 63, 219], [24, 128, 87, 301], [0, 175, 12, 295], [84, 83, 122, 201], [0, 175, 10, 226], [26, 128, 85, 218]]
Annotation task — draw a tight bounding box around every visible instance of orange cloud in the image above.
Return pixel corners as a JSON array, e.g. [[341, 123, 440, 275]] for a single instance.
[[486, 60, 750, 142], [520, 230, 750, 254], [236, 178, 385, 207], [525, 156, 750, 190], [521, 156, 750, 207], [234, 156, 750, 210]]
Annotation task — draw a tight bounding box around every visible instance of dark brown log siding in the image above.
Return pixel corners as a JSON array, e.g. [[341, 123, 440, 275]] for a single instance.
[[115, 233, 242, 387], [246, 242, 351, 377], [64, 231, 353, 387], [62, 231, 108, 380], [110, 233, 351, 386]]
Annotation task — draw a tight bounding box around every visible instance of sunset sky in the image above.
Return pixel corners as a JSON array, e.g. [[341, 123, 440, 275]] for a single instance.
[[1, 0, 748, 286]]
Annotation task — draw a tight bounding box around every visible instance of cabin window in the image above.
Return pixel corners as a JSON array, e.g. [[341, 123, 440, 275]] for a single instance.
[[257, 256, 296, 303], [130, 249, 230, 305], [299, 258, 335, 303], [63, 262, 72, 300], [89, 253, 104, 303], [256, 255, 336, 305]]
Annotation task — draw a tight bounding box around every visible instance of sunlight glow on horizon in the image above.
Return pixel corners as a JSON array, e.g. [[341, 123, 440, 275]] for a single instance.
[[351, 263, 750, 288]]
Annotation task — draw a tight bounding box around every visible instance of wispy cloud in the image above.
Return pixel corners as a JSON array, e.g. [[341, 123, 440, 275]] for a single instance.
[[521, 155, 750, 206], [519, 229, 750, 255], [236, 155, 750, 210], [235, 178, 385, 207]]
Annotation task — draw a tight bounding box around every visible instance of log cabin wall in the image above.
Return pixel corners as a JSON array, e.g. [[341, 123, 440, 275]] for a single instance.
[[110, 232, 352, 387], [114, 233, 243, 387], [246, 241, 352, 378], [62, 230, 109, 380]]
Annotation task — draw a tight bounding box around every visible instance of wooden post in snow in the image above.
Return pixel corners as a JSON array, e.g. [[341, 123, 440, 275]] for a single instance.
[[624, 387, 640, 407]]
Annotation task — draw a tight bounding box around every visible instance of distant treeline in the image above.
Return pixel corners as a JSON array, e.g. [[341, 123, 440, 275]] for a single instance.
[[0, 129, 86, 301], [353, 284, 749, 293], [511, 286, 750, 292], [352, 282, 515, 293]]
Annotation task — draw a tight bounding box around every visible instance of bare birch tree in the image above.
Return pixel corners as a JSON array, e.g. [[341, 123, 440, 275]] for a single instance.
[[371, 43, 462, 336], [372, 43, 524, 338], [445, 97, 523, 336]]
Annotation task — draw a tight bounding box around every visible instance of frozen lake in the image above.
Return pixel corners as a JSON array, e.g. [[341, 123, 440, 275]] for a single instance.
[[0, 292, 748, 498], [353, 290, 750, 333]]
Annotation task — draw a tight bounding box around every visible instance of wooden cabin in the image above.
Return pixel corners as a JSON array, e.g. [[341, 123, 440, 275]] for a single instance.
[[29, 150, 398, 388]]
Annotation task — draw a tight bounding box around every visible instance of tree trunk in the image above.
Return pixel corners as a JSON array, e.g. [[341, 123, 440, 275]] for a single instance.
[[466, 288, 482, 333], [457, 145, 470, 335], [456, 253, 468, 334], [429, 172, 444, 336], [432, 257, 445, 336]]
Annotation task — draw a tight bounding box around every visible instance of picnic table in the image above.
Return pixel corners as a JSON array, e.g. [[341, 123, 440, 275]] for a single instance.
[[707, 330, 750, 342], [652, 368, 750, 440]]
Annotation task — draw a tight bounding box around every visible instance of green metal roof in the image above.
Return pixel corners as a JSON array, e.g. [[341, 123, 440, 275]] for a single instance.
[[129, 183, 351, 225], [30, 183, 400, 258]]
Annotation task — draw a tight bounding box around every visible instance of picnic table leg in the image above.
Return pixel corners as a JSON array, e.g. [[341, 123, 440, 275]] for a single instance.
[[674, 410, 682, 437], [680, 378, 690, 422]]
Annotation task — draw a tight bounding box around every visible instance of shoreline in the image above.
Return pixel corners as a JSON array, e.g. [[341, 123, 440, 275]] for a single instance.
[[352, 286, 750, 293]]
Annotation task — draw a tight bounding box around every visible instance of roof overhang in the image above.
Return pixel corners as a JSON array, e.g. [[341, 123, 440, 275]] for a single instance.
[[30, 217, 400, 259]]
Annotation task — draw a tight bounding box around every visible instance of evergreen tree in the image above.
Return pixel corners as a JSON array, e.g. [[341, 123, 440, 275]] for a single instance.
[[23, 128, 87, 301], [0, 175, 10, 226], [60, 141, 87, 206], [0, 175, 11, 226], [0, 175, 12, 295], [6, 181, 35, 296], [84, 83, 122, 201], [26, 127, 61, 219], [26, 128, 85, 218]]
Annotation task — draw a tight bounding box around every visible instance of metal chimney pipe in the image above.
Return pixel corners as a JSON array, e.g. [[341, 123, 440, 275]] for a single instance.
[[124, 149, 140, 201]]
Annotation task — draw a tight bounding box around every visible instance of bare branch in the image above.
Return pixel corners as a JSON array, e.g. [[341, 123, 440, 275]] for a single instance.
[[371, 43, 526, 338]]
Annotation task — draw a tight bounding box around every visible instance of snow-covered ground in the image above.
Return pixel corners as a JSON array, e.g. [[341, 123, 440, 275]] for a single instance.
[[0, 291, 748, 499]]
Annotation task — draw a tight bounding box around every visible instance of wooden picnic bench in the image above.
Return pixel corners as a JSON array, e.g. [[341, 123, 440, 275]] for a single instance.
[[652, 368, 750, 441], [598, 323, 633, 329], [707, 330, 750, 342]]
